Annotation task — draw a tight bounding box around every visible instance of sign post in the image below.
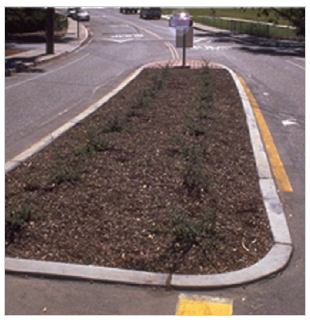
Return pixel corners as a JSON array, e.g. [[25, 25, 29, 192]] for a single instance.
[[176, 26, 193, 67]]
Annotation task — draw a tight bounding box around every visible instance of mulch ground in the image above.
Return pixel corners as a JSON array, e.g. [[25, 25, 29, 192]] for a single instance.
[[5, 66, 274, 275]]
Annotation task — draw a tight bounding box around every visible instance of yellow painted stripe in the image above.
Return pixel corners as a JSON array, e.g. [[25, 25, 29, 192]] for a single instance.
[[176, 295, 233, 315], [237, 75, 293, 192]]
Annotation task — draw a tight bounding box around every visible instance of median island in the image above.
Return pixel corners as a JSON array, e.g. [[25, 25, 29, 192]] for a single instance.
[[5, 64, 273, 275]]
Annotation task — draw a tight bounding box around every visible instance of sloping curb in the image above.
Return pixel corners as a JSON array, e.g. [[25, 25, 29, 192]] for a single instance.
[[5, 60, 293, 289]]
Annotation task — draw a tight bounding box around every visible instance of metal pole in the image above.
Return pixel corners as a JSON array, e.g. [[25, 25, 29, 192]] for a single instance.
[[182, 27, 186, 67]]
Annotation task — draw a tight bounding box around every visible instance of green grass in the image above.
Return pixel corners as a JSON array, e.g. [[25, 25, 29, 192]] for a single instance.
[[162, 7, 291, 25], [162, 7, 301, 39]]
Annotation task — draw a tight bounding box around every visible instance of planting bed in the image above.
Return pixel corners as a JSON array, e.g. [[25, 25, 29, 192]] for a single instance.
[[5, 66, 273, 274]]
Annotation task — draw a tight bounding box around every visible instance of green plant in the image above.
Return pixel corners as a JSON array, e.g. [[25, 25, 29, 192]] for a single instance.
[[5, 203, 41, 242], [50, 164, 81, 186], [183, 157, 210, 194], [149, 65, 170, 95], [126, 107, 145, 118], [201, 64, 213, 87], [134, 89, 151, 108], [75, 137, 110, 156], [75, 127, 111, 157], [103, 115, 125, 133], [170, 208, 217, 249], [179, 144, 210, 194], [186, 118, 206, 137]]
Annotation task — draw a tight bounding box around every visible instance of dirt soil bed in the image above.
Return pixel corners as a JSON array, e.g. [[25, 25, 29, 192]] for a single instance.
[[5, 66, 274, 275]]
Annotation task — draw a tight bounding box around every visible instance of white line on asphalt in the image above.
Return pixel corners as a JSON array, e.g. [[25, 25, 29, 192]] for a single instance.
[[294, 57, 305, 62], [286, 59, 305, 70], [5, 53, 90, 90]]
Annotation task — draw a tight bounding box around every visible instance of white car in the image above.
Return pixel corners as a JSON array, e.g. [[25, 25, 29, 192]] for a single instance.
[[73, 9, 90, 22], [169, 11, 193, 28]]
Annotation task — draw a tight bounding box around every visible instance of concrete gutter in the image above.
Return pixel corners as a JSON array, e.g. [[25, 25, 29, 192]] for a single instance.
[[5, 46, 293, 288]]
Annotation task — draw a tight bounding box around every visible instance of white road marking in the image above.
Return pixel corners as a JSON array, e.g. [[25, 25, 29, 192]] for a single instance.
[[282, 118, 298, 126], [286, 59, 305, 70], [194, 38, 211, 44], [191, 45, 233, 51], [5, 53, 90, 90]]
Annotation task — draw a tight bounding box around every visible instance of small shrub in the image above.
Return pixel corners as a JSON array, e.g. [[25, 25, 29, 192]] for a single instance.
[[75, 137, 110, 157], [103, 115, 125, 133], [183, 158, 210, 194], [186, 119, 206, 137], [134, 89, 151, 108], [50, 164, 81, 186], [179, 145, 210, 194], [75, 127, 111, 157], [170, 208, 217, 249], [5, 203, 41, 243], [126, 107, 145, 118]]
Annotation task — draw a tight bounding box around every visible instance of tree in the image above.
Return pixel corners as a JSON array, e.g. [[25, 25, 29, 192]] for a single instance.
[[257, 8, 305, 36], [5, 8, 47, 35]]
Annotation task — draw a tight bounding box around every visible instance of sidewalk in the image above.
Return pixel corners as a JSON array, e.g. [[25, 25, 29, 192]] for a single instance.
[[5, 18, 89, 76]]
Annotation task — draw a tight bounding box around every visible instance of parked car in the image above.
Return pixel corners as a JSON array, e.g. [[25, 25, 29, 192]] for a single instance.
[[73, 9, 90, 22], [169, 10, 193, 27], [120, 7, 138, 14], [140, 7, 162, 19]]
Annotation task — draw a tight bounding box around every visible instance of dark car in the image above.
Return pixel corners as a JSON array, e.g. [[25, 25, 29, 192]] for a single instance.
[[120, 7, 138, 14], [140, 7, 161, 19], [169, 10, 193, 27]]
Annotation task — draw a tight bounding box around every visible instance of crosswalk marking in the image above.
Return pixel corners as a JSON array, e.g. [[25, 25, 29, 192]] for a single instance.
[[191, 45, 233, 51], [176, 294, 233, 315]]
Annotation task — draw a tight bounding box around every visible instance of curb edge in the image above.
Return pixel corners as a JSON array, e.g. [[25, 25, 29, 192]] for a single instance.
[[5, 60, 293, 289]]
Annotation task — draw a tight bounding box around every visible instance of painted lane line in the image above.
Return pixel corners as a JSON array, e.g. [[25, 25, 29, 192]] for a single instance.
[[286, 59, 305, 70], [5, 53, 90, 90], [111, 15, 178, 62], [237, 75, 293, 193], [111, 15, 177, 61], [282, 118, 298, 126], [112, 15, 163, 41], [165, 41, 179, 60]]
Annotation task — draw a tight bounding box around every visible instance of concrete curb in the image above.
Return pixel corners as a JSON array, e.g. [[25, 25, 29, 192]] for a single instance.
[[5, 60, 293, 289]]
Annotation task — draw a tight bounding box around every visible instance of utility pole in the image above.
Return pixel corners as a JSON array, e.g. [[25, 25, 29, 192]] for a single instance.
[[46, 7, 55, 54]]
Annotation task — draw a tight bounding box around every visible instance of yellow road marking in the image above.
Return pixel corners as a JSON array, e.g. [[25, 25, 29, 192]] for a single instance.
[[237, 75, 293, 192], [176, 295, 233, 315]]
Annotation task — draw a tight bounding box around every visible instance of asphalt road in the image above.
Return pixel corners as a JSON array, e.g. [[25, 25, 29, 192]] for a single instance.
[[5, 8, 305, 314]]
